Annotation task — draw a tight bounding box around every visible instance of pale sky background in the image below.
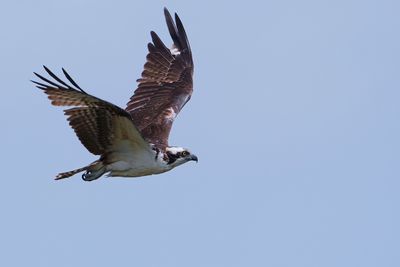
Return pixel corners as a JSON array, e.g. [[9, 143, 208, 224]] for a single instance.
[[1, 0, 399, 266]]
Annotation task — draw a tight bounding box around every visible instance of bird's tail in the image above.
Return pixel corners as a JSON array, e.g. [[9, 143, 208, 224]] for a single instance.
[[55, 166, 89, 180], [55, 161, 106, 181]]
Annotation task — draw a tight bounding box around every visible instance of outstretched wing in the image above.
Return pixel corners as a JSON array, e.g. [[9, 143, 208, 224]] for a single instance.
[[126, 8, 194, 149], [33, 66, 149, 155]]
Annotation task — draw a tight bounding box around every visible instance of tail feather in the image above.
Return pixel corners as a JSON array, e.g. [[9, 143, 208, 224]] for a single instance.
[[55, 166, 88, 180], [54, 160, 106, 181]]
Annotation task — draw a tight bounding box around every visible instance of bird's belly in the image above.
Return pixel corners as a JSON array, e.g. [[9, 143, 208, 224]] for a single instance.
[[106, 154, 170, 178]]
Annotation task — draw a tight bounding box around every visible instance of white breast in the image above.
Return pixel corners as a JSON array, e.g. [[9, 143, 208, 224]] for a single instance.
[[105, 140, 171, 177]]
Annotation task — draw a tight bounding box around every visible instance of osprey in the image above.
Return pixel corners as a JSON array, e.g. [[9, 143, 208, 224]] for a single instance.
[[32, 8, 197, 181]]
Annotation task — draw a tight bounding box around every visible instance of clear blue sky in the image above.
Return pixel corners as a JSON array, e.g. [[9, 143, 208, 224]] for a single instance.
[[1, 0, 399, 266]]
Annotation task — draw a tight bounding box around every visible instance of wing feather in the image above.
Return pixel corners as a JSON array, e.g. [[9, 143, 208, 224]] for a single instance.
[[126, 8, 194, 149], [33, 66, 148, 155]]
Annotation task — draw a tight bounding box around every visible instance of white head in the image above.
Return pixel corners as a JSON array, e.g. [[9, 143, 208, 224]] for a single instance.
[[165, 146, 198, 168]]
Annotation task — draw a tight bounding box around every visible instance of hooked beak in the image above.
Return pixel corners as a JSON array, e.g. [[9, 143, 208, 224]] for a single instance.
[[190, 154, 198, 163]]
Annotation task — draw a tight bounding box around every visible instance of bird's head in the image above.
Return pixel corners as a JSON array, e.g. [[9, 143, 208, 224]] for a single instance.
[[165, 146, 198, 168]]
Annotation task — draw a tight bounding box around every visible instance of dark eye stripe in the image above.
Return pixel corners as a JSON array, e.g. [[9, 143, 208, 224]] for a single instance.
[[166, 150, 188, 165]]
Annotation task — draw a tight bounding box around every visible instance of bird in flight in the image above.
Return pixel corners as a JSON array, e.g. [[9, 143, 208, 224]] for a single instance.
[[32, 8, 197, 181]]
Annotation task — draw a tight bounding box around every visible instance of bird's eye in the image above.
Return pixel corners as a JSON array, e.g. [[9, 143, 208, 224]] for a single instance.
[[181, 151, 189, 157]]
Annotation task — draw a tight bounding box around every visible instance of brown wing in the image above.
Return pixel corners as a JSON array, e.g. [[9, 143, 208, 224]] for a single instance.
[[33, 66, 148, 155], [126, 8, 194, 149]]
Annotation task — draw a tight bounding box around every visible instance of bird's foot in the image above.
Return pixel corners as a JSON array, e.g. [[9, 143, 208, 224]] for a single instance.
[[81, 169, 104, 182]]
